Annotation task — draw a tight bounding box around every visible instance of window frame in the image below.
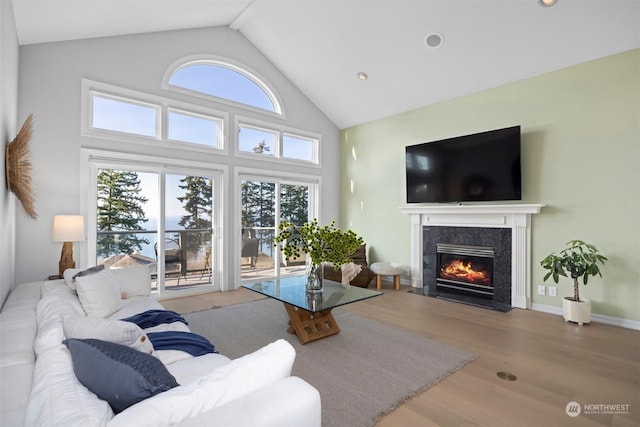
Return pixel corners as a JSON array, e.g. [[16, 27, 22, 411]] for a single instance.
[[234, 166, 321, 284], [80, 148, 229, 296], [91, 92, 161, 139], [235, 116, 321, 167], [162, 55, 285, 119], [79, 55, 325, 290], [166, 107, 224, 148], [282, 132, 319, 163], [81, 79, 229, 155]]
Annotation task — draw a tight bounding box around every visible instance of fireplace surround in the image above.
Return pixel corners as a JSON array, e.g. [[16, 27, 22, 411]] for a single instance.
[[400, 204, 544, 309]]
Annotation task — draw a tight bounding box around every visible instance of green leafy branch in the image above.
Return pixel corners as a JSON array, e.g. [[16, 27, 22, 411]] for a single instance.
[[274, 219, 363, 269]]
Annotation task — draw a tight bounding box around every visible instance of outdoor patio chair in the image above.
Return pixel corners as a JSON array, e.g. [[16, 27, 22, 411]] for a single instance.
[[155, 238, 185, 285], [241, 238, 259, 275]]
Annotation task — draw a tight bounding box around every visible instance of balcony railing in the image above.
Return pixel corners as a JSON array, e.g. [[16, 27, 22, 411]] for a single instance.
[[97, 229, 212, 288], [96, 227, 307, 286]]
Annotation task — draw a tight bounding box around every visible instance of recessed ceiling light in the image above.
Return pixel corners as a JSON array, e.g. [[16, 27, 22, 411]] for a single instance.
[[539, 0, 558, 6], [357, 72, 368, 81], [424, 33, 444, 49]]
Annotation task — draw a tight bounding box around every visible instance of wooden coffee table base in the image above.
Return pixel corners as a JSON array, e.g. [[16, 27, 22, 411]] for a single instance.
[[284, 303, 340, 344]]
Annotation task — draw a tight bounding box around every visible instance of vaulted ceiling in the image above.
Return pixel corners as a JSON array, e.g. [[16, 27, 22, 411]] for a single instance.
[[11, 0, 640, 129]]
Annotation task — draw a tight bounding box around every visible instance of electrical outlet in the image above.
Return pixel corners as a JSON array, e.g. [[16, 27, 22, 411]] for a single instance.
[[537, 285, 546, 296], [549, 286, 557, 297]]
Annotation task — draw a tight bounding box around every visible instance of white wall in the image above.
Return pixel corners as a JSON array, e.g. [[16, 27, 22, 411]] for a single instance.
[[0, 0, 19, 306], [16, 26, 340, 284]]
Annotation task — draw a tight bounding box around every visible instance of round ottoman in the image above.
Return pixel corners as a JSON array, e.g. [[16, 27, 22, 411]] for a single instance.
[[370, 262, 404, 290]]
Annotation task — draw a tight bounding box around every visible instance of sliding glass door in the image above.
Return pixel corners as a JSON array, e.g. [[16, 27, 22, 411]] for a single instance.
[[89, 157, 222, 296], [240, 175, 316, 280]]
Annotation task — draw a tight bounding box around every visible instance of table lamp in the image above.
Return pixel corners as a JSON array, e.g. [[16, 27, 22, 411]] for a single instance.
[[52, 215, 85, 276]]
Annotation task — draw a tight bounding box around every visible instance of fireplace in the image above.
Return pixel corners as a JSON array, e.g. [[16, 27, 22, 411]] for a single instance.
[[436, 244, 494, 299], [425, 227, 511, 311], [400, 204, 544, 310]]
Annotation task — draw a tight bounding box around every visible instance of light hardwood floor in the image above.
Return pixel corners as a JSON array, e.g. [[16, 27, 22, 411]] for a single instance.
[[162, 281, 640, 427]]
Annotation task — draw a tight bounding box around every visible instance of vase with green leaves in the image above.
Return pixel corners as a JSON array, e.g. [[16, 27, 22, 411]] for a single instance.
[[540, 239, 607, 325], [274, 219, 364, 292]]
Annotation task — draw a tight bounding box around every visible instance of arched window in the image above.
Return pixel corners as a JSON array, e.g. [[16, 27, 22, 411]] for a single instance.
[[165, 58, 282, 115]]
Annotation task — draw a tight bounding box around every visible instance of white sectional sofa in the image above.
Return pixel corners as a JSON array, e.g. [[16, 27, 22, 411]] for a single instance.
[[0, 266, 321, 426]]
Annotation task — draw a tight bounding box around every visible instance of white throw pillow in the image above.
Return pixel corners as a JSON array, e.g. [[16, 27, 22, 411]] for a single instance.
[[63, 268, 82, 290], [75, 269, 123, 318], [64, 265, 107, 291], [110, 265, 152, 299], [63, 315, 154, 354], [108, 339, 296, 427]]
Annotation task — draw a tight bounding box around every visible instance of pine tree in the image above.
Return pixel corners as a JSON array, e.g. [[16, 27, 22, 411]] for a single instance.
[[97, 169, 149, 257], [178, 176, 212, 251], [257, 182, 276, 229], [280, 184, 309, 225], [241, 180, 275, 237], [252, 139, 270, 154]]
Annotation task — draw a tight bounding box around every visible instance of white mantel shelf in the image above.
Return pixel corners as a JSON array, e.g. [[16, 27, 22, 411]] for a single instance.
[[400, 204, 544, 309], [399, 203, 544, 216]]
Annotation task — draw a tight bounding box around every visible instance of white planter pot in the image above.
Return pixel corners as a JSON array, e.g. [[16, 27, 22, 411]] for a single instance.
[[563, 298, 591, 325]]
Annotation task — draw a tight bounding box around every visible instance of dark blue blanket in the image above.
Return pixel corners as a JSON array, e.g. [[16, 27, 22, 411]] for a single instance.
[[147, 331, 217, 356], [120, 310, 188, 329]]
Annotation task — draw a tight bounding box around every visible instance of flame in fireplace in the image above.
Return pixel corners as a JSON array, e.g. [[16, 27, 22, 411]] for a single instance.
[[440, 259, 490, 285]]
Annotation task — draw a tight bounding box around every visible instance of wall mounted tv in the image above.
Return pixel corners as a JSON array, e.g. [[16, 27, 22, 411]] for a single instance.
[[405, 125, 521, 203]]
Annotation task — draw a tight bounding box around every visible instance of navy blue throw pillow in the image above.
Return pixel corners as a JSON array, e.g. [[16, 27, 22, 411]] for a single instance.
[[63, 338, 179, 413]]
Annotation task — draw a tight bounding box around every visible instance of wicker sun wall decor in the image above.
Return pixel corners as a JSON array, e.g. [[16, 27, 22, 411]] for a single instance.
[[5, 114, 37, 219]]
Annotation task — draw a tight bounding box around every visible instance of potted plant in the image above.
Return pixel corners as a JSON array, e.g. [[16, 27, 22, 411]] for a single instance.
[[274, 219, 363, 292], [540, 239, 607, 325]]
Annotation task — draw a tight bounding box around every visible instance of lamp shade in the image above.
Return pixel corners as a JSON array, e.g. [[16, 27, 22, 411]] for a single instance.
[[52, 215, 85, 242]]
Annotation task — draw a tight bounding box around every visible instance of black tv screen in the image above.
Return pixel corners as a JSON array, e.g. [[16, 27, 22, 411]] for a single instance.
[[406, 126, 521, 203]]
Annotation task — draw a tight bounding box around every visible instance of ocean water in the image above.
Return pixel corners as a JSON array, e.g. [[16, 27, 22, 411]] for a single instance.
[[125, 216, 189, 259], [104, 216, 275, 260]]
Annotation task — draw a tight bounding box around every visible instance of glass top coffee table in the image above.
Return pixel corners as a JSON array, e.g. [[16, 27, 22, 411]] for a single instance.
[[242, 277, 382, 344]]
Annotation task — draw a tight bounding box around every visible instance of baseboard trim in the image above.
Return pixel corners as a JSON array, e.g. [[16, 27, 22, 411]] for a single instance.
[[531, 303, 640, 330]]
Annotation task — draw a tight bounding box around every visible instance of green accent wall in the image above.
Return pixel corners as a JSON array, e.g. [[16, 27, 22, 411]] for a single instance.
[[341, 49, 639, 321]]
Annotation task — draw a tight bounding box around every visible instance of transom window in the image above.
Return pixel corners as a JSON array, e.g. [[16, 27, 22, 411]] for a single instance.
[[167, 60, 281, 114], [238, 122, 319, 164], [92, 94, 158, 138], [83, 80, 225, 151], [238, 124, 277, 156], [167, 109, 220, 147], [283, 133, 316, 162]]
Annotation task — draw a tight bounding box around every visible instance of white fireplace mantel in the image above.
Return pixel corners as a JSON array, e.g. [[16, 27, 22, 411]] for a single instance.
[[400, 204, 544, 309]]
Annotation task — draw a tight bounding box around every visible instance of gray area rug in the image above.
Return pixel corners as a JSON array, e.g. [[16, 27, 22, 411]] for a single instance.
[[184, 298, 477, 427]]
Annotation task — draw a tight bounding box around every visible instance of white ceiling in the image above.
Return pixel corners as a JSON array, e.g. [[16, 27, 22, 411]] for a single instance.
[[11, 0, 640, 129]]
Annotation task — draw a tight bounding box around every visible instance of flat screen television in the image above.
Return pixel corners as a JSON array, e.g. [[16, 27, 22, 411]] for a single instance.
[[406, 125, 521, 203]]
